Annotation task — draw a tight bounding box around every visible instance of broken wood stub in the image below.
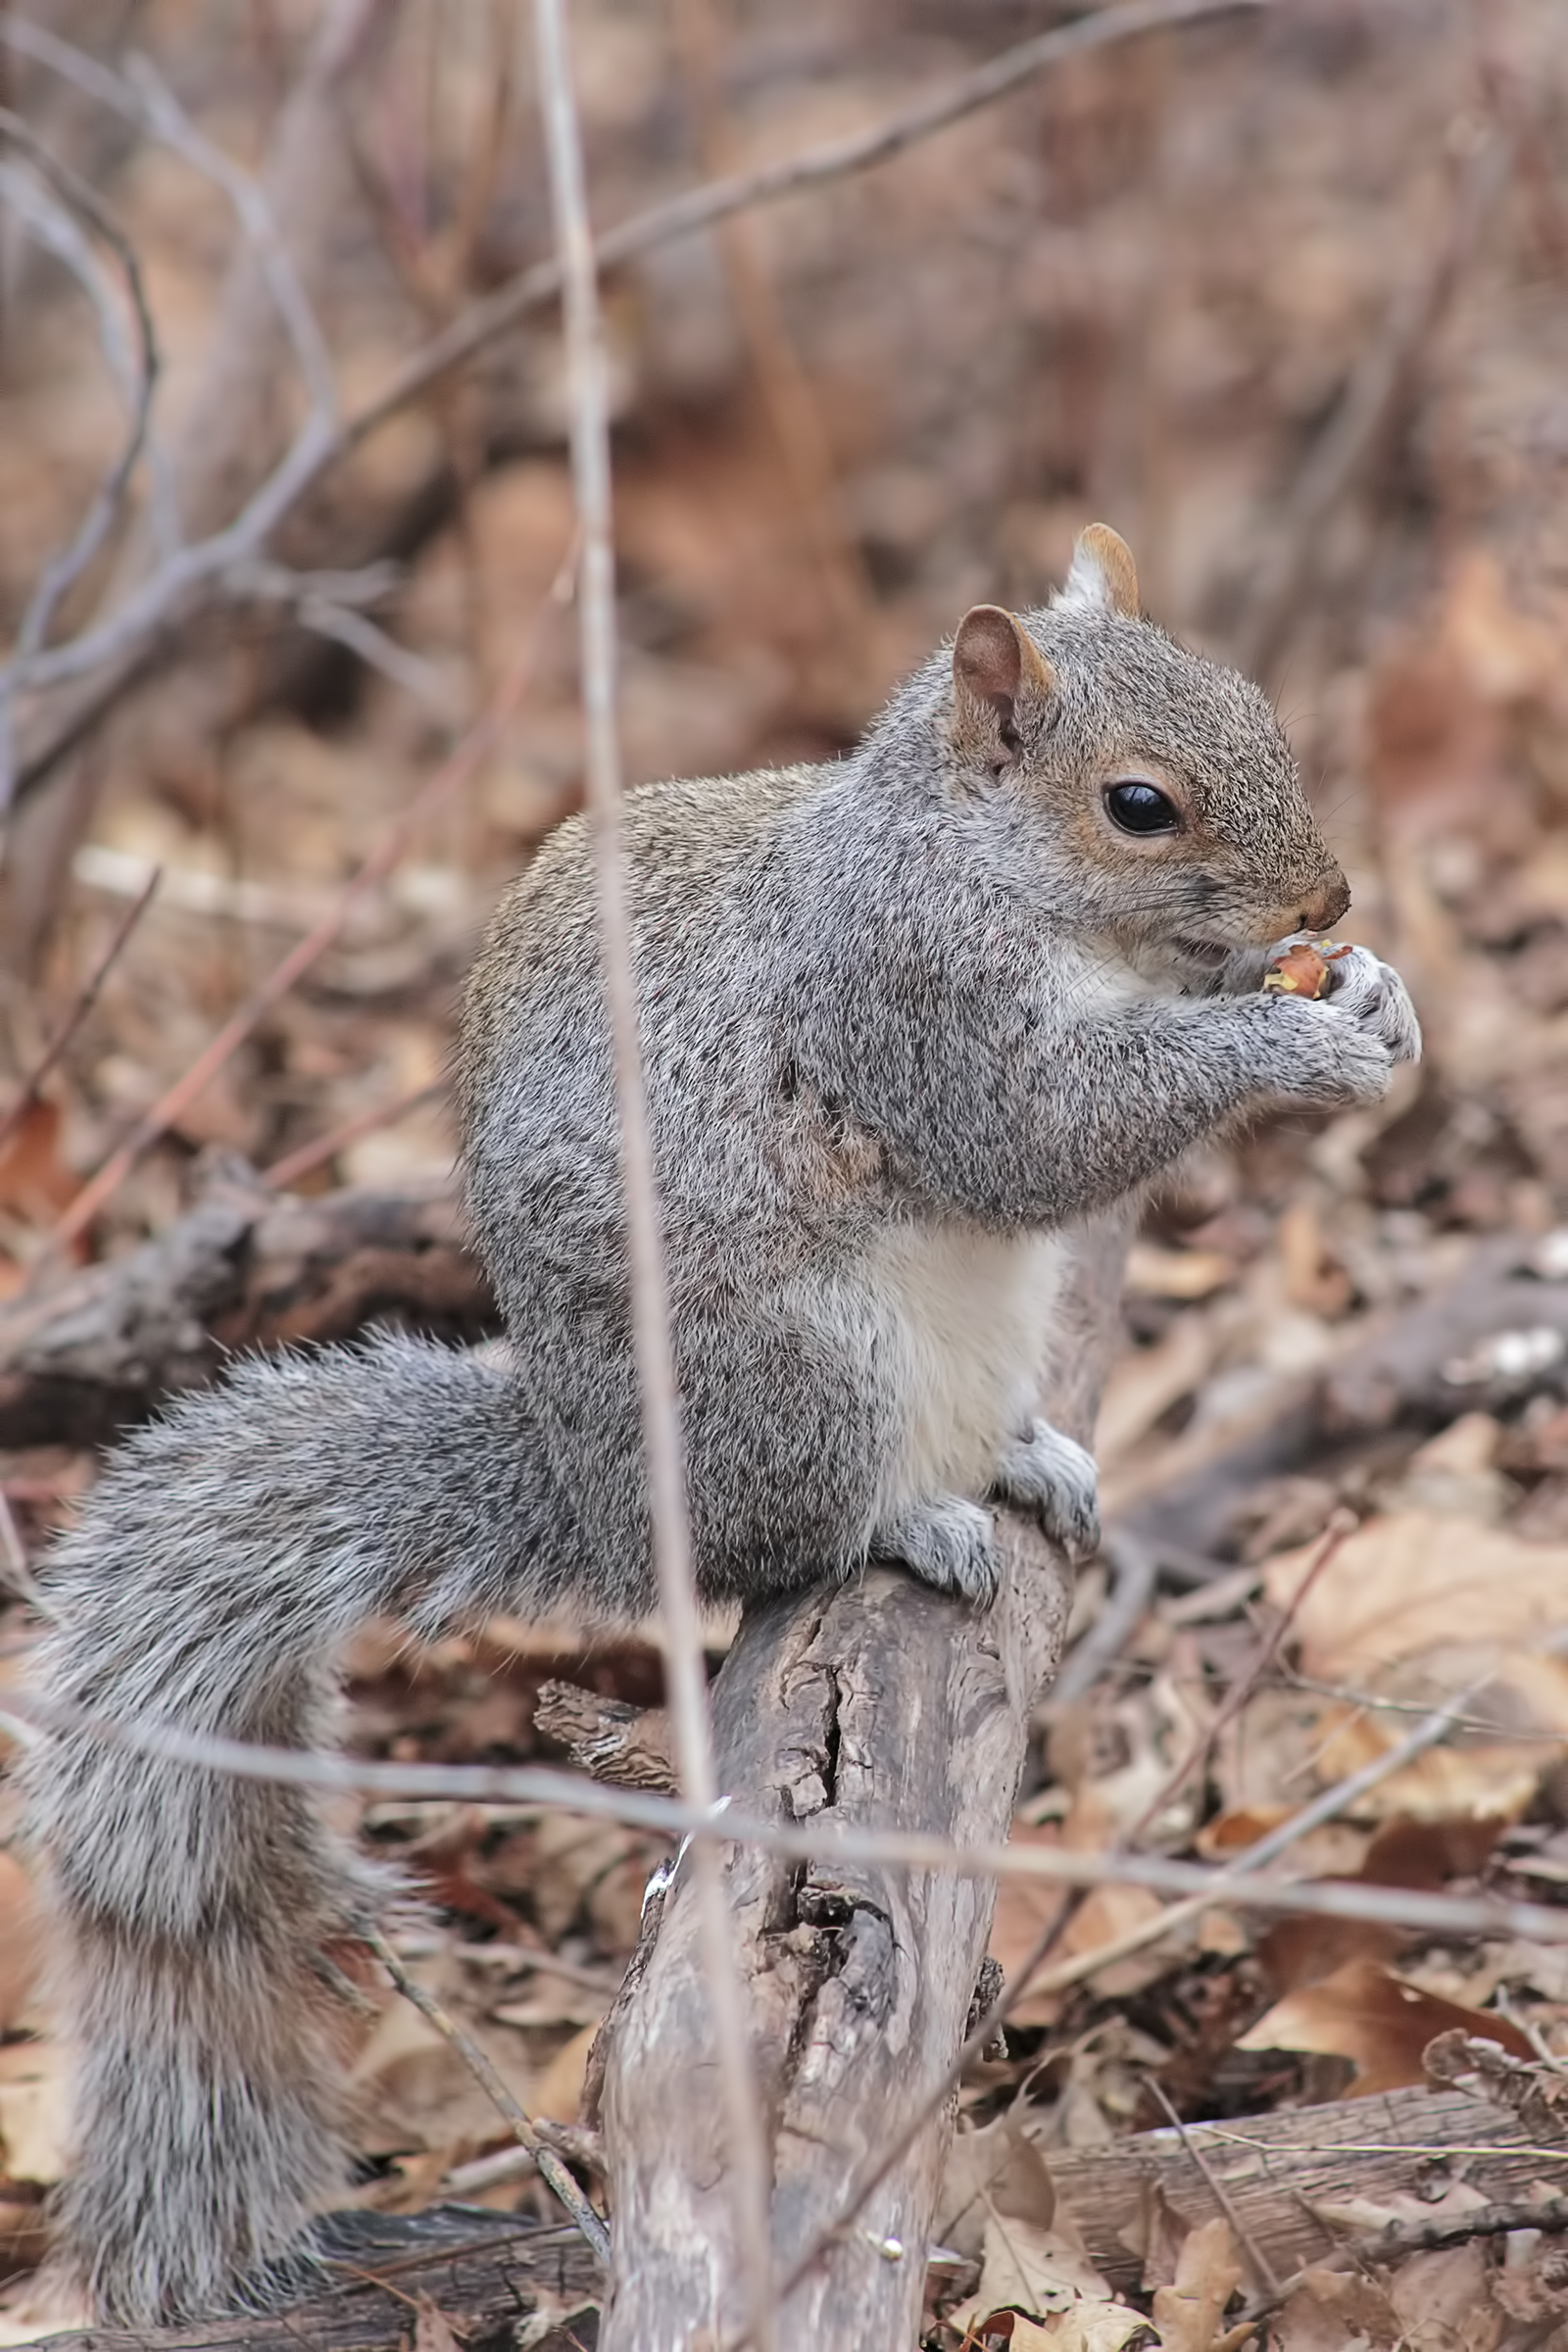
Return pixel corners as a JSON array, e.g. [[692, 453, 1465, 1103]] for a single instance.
[[597, 1213, 1131, 2352]]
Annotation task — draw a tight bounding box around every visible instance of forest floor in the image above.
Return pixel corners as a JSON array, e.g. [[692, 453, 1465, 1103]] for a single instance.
[[0, 3, 1566, 2346]]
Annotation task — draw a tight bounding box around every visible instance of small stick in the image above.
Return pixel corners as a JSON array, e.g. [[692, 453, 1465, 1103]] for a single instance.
[[1146, 2074, 1280, 2296], [366, 1927, 611, 2268], [261, 1077, 445, 1193], [2, 0, 1265, 808], [1238, 2194, 1568, 2328], [532, 2, 777, 2344], [6, 1681, 1564, 1951], [0, 864, 161, 1156], [1123, 1510, 1354, 1846]]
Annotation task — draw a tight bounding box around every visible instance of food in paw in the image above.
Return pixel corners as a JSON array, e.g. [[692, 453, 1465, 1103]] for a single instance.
[[1262, 939, 1353, 1001]]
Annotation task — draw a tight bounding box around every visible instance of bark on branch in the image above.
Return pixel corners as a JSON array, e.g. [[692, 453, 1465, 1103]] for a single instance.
[[595, 1214, 1132, 2352]]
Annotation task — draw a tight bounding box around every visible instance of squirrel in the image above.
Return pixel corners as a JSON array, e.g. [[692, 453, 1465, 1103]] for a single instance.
[[23, 523, 1419, 2323]]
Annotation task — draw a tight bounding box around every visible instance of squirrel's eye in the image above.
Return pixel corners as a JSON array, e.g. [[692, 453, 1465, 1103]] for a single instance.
[[1104, 779, 1180, 836]]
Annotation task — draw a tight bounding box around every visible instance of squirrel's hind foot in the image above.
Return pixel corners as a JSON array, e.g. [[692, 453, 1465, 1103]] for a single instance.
[[870, 1495, 1001, 1604]]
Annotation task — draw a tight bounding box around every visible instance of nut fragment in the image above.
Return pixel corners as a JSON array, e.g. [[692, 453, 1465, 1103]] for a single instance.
[[1262, 939, 1351, 1001]]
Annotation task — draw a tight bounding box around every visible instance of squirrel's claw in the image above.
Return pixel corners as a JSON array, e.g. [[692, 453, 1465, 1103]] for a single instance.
[[993, 1418, 1102, 1562], [1322, 942, 1422, 1065], [871, 1495, 1002, 1605]]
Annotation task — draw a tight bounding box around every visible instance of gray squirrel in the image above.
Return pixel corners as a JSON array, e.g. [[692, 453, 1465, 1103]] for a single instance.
[[24, 524, 1419, 2323]]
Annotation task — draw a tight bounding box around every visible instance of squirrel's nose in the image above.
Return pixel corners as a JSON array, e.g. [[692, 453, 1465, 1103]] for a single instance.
[[1297, 870, 1350, 932]]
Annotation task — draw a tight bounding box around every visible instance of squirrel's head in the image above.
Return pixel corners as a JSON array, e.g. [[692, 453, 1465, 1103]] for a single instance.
[[936, 524, 1348, 981]]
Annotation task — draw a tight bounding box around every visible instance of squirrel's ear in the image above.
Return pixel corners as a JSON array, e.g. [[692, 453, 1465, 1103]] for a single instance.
[[952, 605, 1054, 760], [1058, 523, 1140, 618]]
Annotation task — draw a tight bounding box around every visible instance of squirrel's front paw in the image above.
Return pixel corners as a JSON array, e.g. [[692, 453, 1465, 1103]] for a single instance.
[[993, 1419, 1101, 1561], [871, 1495, 1001, 1605], [1321, 943, 1422, 1065]]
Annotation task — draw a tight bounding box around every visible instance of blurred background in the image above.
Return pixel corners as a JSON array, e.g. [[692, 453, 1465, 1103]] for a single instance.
[[1, 3, 1567, 2338], [1, 0, 1564, 1258]]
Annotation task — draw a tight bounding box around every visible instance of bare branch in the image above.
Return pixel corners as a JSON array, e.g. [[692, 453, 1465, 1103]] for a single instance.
[[350, 0, 1269, 454], [0, 110, 158, 805], [1238, 125, 1513, 680], [3, 0, 1268, 809], [366, 1928, 612, 2267], [531, 2, 778, 2341], [1, 1684, 1565, 1954]]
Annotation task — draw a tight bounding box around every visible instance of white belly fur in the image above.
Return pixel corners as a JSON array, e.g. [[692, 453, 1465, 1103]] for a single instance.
[[867, 1220, 1069, 1511]]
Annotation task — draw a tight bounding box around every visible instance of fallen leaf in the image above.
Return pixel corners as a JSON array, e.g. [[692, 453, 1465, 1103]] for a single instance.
[[1263, 1510, 1568, 1681], [1125, 1244, 1237, 1300], [530, 2019, 602, 2126], [1000, 2306, 1151, 2352], [1257, 1813, 1507, 1990], [939, 2112, 1056, 2259], [947, 2211, 1117, 2335], [1237, 1957, 1534, 2094], [0, 1102, 75, 1225], [412, 2295, 463, 2352], [1271, 2264, 1401, 2352], [1387, 2240, 1498, 2352], [1149, 2219, 1244, 2352]]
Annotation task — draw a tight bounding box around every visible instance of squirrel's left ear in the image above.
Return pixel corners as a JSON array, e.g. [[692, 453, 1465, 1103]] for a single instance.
[[1058, 523, 1141, 618], [952, 605, 1054, 762]]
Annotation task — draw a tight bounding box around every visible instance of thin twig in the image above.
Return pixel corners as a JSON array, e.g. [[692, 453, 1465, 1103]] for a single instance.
[[1237, 2195, 1568, 2328], [367, 1927, 611, 2267], [532, 3, 777, 2344], [346, 0, 1267, 457], [261, 1078, 446, 1194], [4, 1682, 1564, 1951], [1123, 1510, 1354, 1846], [0, 864, 160, 1156], [41, 551, 572, 1256], [0, 109, 158, 808], [1146, 2074, 1280, 2295], [2, 0, 1266, 808]]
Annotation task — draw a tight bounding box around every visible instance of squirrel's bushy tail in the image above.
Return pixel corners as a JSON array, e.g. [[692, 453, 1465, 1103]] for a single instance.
[[24, 1335, 577, 2325]]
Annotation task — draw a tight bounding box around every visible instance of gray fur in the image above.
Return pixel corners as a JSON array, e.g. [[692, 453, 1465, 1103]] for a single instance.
[[24, 532, 1419, 2322]]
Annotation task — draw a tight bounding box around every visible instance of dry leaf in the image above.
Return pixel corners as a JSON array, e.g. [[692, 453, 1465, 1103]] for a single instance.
[[996, 2306, 1151, 2352], [412, 2294, 464, 2352], [0, 1102, 75, 1226], [530, 2019, 602, 2126], [1263, 1511, 1568, 1681], [1387, 2240, 1499, 2352], [1237, 1957, 1534, 2094], [939, 2112, 1056, 2259], [514, 2297, 601, 2350], [1257, 1813, 1506, 1990], [1149, 2220, 1244, 2352], [947, 2211, 1117, 2335], [1125, 1244, 1237, 1300], [1271, 2264, 1401, 2352]]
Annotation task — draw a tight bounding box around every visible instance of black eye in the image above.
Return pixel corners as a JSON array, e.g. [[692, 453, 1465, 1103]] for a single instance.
[[1104, 779, 1180, 835]]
